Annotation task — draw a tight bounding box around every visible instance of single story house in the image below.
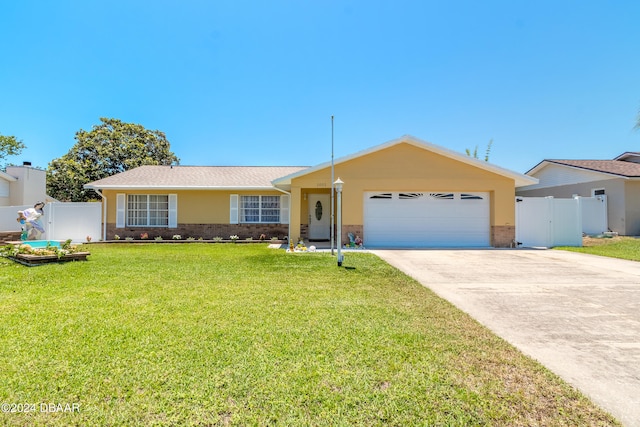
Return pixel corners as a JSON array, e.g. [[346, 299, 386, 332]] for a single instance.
[[517, 152, 640, 235], [84, 135, 537, 247]]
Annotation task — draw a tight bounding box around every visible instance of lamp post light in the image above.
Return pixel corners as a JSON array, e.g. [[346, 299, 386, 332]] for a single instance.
[[334, 177, 344, 267]]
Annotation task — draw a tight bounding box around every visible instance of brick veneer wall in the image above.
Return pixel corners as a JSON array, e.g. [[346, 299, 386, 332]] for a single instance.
[[299, 225, 513, 248], [297, 224, 514, 248], [300, 224, 363, 246], [341, 225, 363, 246], [106, 224, 289, 241], [0, 231, 22, 244], [105, 223, 510, 247], [491, 225, 515, 248], [299, 224, 308, 241]]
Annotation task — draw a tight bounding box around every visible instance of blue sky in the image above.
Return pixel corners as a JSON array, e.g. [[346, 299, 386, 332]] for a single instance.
[[1, 1, 638, 173]]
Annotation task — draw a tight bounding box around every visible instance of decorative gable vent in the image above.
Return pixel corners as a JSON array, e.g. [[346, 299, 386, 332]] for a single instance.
[[399, 193, 424, 199], [461, 193, 483, 200], [428, 193, 454, 200]]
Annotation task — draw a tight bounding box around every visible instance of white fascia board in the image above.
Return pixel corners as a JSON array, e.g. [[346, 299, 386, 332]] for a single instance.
[[0, 170, 18, 182], [613, 152, 640, 161], [83, 185, 276, 191], [524, 160, 548, 175]]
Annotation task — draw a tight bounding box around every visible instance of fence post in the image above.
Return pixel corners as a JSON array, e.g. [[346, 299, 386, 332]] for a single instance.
[[574, 196, 583, 239], [545, 196, 554, 247], [47, 202, 55, 240], [598, 195, 608, 232]]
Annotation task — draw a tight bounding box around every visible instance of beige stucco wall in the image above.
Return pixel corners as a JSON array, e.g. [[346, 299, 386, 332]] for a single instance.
[[288, 142, 516, 242], [624, 181, 640, 235], [101, 189, 285, 225]]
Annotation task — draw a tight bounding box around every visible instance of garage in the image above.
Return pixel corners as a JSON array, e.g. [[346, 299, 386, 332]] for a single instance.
[[363, 191, 490, 247], [273, 136, 538, 247]]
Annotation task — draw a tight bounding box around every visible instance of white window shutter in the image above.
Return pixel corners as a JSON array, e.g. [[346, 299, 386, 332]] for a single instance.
[[168, 194, 178, 228], [116, 193, 126, 228], [230, 194, 239, 224], [280, 194, 290, 224]]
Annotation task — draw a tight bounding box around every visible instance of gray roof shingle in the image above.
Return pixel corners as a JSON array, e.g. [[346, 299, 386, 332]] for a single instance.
[[85, 165, 310, 189], [545, 160, 640, 177]]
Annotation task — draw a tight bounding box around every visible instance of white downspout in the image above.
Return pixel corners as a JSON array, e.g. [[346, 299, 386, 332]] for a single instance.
[[93, 189, 107, 241]]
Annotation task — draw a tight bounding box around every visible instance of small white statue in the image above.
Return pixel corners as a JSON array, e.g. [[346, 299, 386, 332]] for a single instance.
[[18, 202, 45, 240]]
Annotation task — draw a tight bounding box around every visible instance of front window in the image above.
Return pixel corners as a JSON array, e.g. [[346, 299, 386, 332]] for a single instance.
[[240, 195, 280, 223], [127, 195, 169, 226]]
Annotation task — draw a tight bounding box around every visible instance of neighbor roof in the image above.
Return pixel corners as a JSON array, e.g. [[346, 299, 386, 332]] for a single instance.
[[272, 134, 538, 188], [84, 165, 310, 190], [0, 170, 18, 182], [613, 152, 640, 161], [527, 160, 640, 178]]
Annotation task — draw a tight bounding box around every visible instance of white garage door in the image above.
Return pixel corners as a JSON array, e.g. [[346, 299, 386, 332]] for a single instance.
[[364, 192, 490, 248]]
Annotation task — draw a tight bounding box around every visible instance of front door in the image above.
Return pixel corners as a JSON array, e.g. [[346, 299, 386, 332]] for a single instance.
[[308, 194, 330, 240]]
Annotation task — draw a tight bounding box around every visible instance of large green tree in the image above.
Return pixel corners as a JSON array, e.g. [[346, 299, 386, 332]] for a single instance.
[[0, 133, 26, 170], [47, 118, 180, 201]]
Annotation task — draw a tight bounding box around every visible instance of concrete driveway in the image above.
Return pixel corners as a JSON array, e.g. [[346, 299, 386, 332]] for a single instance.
[[373, 249, 640, 427]]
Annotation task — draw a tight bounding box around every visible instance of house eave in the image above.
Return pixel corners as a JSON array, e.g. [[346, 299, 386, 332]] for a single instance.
[[613, 152, 640, 161], [0, 171, 18, 182], [271, 183, 292, 192], [527, 160, 638, 179], [83, 185, 279, 191]]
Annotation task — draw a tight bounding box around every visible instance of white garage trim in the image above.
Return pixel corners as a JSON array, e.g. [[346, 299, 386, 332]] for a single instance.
[[364, 192, 490, 248]]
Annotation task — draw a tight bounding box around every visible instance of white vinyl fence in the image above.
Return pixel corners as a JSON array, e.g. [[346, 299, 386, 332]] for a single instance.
[[0, 202, 102, 243], [515, 196, 607, 248], [580, 195, 608, 235]]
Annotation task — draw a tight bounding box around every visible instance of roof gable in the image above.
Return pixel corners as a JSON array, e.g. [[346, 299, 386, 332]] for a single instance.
[[613, 152, 640, 163], [521, 161, 621, 191], [273, 135, 537, 188], [527, 159, 640, 179]]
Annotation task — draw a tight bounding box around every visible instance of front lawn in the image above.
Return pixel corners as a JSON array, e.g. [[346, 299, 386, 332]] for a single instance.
[[0, 244, 619, 426], [557, 236, 640, 261]]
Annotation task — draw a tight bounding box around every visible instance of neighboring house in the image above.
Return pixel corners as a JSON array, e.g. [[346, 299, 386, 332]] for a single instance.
[[0, 163, 51, 207], [517, 152, 640, 235], [84, 135, 537, 247]]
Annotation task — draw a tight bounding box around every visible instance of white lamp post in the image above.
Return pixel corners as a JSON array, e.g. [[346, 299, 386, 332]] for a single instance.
[[334, 177, 344, 267]]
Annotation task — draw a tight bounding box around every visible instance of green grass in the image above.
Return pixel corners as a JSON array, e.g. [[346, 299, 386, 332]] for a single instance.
[[557, 236, 640, 261], [0, 244, 619, 426]]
